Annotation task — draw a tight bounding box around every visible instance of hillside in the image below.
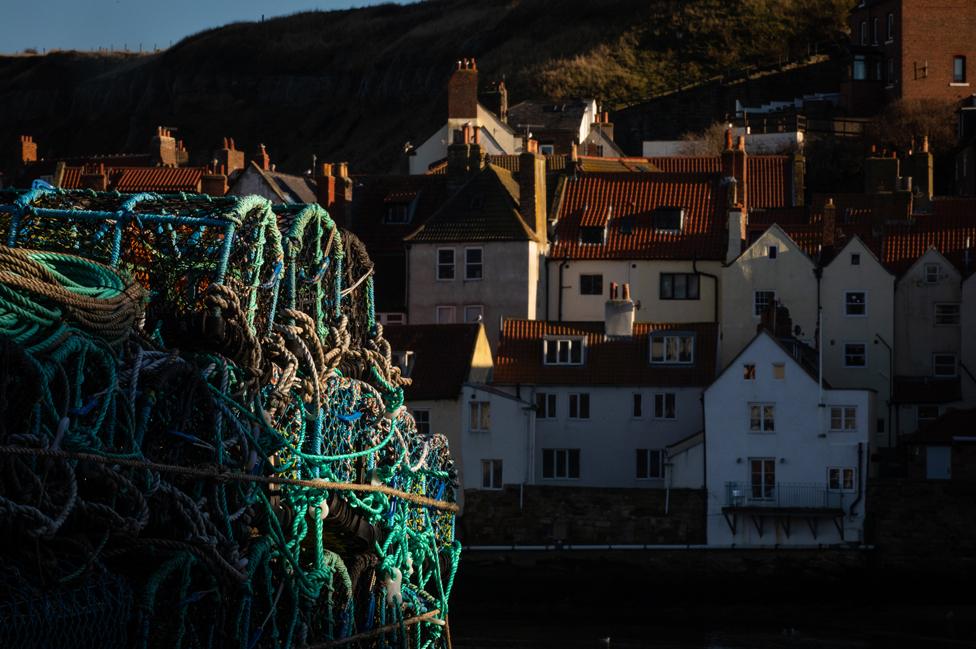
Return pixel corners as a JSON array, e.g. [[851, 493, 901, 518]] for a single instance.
[[0, 0, 850, 174]]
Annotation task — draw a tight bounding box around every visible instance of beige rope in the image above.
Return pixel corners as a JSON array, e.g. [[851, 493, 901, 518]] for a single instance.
[[0, 445, 459, 513]]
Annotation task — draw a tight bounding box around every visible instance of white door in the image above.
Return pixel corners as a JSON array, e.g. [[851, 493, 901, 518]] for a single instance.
[[926, 446, 951, 480]]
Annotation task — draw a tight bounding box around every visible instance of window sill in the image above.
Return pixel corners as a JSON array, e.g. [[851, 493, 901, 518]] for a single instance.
[[463, 276, 484, 282], [950, 82, 971, 87]]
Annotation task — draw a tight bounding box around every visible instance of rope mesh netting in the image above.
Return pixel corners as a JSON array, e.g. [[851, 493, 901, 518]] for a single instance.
[[0, 188, 460, 649]]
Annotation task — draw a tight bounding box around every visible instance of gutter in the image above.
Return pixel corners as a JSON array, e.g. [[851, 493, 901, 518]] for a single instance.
[[557, 256, 569, 321], [849, 441, 864, 517], [692, 256, 719, 324]]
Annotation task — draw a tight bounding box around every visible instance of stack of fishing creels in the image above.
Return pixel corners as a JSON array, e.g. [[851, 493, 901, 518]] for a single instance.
[[0, 188, 460, 649]]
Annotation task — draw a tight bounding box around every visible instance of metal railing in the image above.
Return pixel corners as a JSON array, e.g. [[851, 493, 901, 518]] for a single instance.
[[724, 482, 848, 509]]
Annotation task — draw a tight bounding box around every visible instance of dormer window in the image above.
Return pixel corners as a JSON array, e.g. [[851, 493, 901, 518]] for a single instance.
[[544, 337, 584, 365], [651, 207, 683, 232], [650, 332, 694, 364], [580, 226, 605, 245], [384, 203, 410, 224], [391, 351, 415, 377]]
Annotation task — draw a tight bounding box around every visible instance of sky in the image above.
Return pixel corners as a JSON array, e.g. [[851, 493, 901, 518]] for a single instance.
[[0, 0, 408, 54]]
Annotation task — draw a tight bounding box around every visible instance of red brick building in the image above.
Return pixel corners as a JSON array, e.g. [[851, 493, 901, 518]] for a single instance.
[[842, 0, 976, 115]]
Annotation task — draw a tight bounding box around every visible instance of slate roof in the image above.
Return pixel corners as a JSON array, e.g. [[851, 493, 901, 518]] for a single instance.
[[404, 164, 538, 243], [893, 376, 962, 404], [493, 320, 718, 386], [250, 163, 318, 204], [906, 409, 976, 445], [647, 155, 794, 209], [382, 324, 481, 401], [348, 174, 449, 255], [507, 99, 594, 132], [548, 172, 728, 260], [60, 166, 205, 193]]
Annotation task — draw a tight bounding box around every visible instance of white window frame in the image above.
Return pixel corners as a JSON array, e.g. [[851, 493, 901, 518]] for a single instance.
[[749, 457, 776, 501], [933, 353, 958, 377], [464, 247, 483, 281], [391, 350, 415, 377], [481, 459, 503, 490], [660, 272, 700, 300], [829, 405, 858, 432], [436, 248, 455, 281], [653, 393, 676, 420], [412, 408, 431, 436], [749, 403, 776, 433], [377, 312, 406, 325], [827, 466, 856, 492], [934, 303, 960, 326], [636, 448, 664, 480], [469, 401, 490, 432], [579, 273, 603, 296], [772, 363, 785, 380], [649, 333, 695, 365], [924, 263, 940, 284], [845, 290, 867, 317], [543, 337, 585, 366], [435, 305, 456, 324], [568, 392, 590, 420], [535, 392, 557, 419], [753, 290, 775, 318], [743, 364, 756, 380], [542, 448, 580, 480], [844, 342, 867, 368], [463, 304, 484, 323]]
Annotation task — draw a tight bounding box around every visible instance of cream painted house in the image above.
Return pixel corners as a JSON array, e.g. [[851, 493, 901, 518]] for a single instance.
[[383, 323, 493, 501], [821, 237, 895, 446], [720, 225, 819, 367], [405, 137, 548, 349], [893, 249, 966, 436]]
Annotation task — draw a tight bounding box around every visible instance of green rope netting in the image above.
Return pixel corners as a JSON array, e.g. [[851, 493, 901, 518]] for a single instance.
[[0, 188, 460, 649]]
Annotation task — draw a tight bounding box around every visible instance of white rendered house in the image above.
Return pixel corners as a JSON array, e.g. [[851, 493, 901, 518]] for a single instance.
[[704, 331, 873, 547]]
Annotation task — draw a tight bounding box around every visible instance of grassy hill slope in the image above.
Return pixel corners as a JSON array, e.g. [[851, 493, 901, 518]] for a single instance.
[[0, 0, 850, 174]]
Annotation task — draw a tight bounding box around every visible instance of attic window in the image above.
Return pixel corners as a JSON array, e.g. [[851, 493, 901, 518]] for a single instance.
[[650, 333, 694, 365], [384, 203, 410, 224], [925, 263, 940, 283], [544, 338, 585, 365], [580, 226, 605, 245], [768, 245, 778, 259], [651, 207, 683, 232]]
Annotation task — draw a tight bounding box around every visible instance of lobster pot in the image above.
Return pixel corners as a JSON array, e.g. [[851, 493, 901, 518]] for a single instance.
[[273, 203, 343, 338], [3, 190, 285, 339]]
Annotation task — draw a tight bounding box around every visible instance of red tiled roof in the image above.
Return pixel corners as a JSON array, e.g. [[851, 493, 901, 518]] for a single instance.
[[348, 174, 449, 255], [493, 320, 718, 386], [427, 155, 569, 175], [882, 198, 976, 274], [60, 166, 205, 193], [647, 155, 793, 209], [549, 172, 728, 260], [382, 324, 481, 401]]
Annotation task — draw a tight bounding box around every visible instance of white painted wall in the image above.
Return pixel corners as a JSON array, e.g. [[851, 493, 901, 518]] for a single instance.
[[821, 238, 895, 446], [705, 333, 871, 547], [894, 250, 962, 376], [407, 241, 541, 348], [669, 442, 704, 488], [409, 107, 521, 175], [720, 226, 818, 367], [546, 259, 721, 323], [461, 386, 531, 492], [463, 384, 704, 490], [642, 130, 802, 157]]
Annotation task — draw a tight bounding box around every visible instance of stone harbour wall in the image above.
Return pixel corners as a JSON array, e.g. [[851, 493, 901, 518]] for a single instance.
[[459, 485, 706, 545]]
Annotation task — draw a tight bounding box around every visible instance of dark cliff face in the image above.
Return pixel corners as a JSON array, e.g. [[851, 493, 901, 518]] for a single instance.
[[0, 0, 848, 175]]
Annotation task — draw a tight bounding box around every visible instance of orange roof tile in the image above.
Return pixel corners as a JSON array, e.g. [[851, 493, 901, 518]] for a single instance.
[[493, 320, 718, 386], [647, 155, 793, 209], [882, 199, 976, 274], [60, 166, 205, 193], [549, 172, 728, 260]]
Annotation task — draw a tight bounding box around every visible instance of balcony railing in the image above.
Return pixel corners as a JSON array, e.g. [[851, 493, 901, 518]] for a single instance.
[[724, 482, 849, 510]]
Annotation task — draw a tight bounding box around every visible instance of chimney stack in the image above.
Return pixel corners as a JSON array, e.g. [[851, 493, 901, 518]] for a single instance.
[[448, 58, 479, 120], [591, 110, 615, 143], [605, 282, 635, 338], [721, 130, 748, 210], [18, 135, 37, 165], [909, 134, 934, 212], [201, 163, 228, 196], [822, 197, 837, 249], [80, 163, 107, 191], [253, 144, 272, 171], [151, 127, 178, 167], [863, 145, 899, 193], [315, 163, 336, 210], [447, 126, 474, 189], [334, 162, 353, 226], [215, 137, 246, 175], [726, 206, 746, 263], [518, 139, 548, 243]]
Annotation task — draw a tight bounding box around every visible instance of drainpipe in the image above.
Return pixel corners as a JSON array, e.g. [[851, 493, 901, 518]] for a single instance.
[[557, 257, 569, 321], [544, 256, 550, 320], [874, 333, 893, 448], [849, 442, 864, 517], [692, 256, 719, 324]]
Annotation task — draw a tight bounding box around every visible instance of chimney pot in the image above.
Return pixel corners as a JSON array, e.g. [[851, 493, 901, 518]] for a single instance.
[[724, 128, 733, 150], [622, 283, 631, 301]]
